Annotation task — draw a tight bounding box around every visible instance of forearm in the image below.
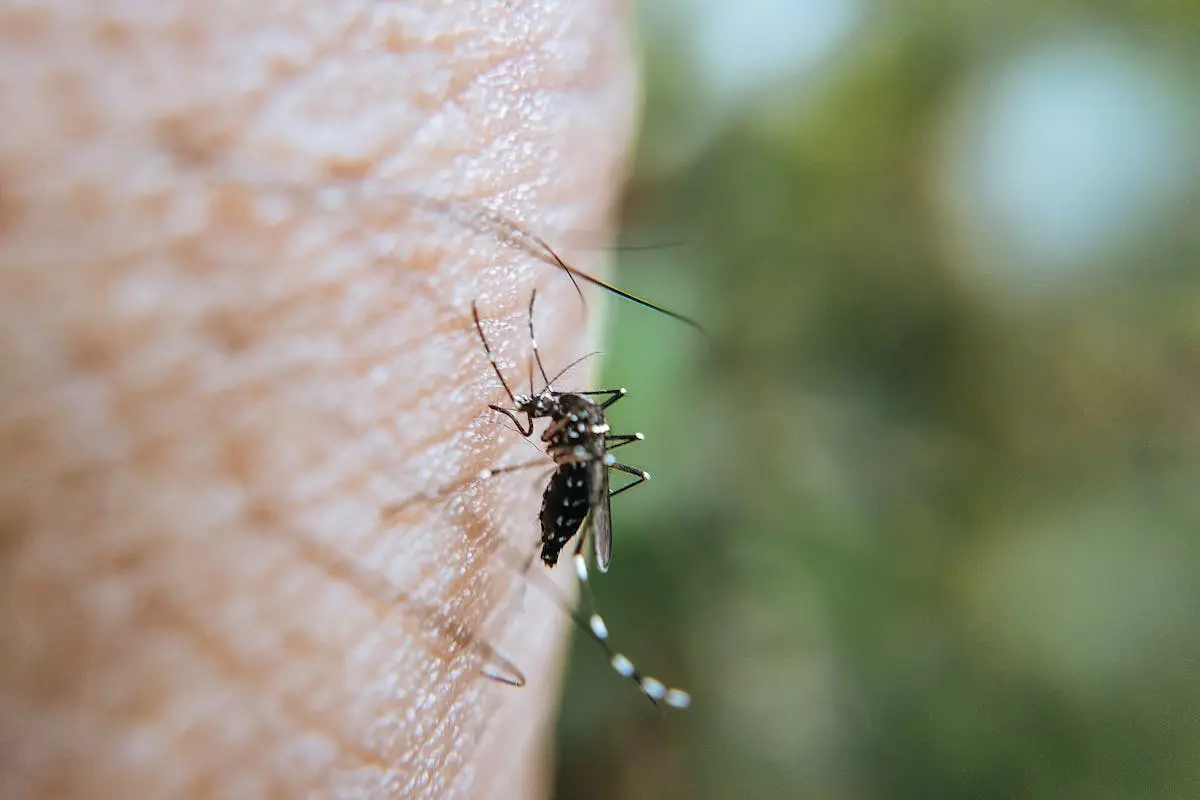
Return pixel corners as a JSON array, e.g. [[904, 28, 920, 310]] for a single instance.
[[0, 2, 637, 797]]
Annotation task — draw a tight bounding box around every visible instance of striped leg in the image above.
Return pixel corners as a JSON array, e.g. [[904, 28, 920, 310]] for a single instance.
[[570, 551, 690, 710], [480, 535, 690, 709]]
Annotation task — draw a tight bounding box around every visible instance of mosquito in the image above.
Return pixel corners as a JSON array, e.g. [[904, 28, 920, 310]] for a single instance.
[[384, 290, 690, 709]]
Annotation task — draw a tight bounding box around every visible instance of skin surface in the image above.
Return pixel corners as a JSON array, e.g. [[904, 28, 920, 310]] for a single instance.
[[0, 1, 636, 797]]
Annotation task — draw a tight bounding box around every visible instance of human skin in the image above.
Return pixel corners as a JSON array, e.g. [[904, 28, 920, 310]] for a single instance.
[[0, 1, 636, 797]]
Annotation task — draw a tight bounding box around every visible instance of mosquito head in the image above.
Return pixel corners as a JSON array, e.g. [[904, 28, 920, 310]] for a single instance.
[[513, 389, 558, 420]]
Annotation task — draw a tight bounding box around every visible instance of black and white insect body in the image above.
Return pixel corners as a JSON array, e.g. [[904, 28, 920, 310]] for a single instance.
[[473, 295, 650, 574], [539, 461, 593, 568], [465, 290, 688, 709]]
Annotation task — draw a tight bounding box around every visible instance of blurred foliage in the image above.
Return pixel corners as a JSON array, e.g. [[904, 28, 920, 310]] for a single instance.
[[552, 2, 1199, 799]]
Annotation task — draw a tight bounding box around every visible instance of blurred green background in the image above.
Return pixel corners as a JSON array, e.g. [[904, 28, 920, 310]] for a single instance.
[[553, 2, 1199, 798]]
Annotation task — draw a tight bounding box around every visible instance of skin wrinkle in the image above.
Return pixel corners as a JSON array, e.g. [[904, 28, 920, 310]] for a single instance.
[[0, 1, 636, 798], [128, 589, 380, 789]]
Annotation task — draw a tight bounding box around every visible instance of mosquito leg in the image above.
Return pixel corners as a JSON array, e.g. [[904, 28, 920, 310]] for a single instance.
[[380, 456, 549, 519], [607, 462, 650, 499], [543, 387, 628, 407], [580, 388, 627, 409], [567, 551, 690, 709], [604, 433, 644, 451]]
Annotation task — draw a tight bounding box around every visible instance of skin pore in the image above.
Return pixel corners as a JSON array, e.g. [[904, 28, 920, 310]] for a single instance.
[[0, 1, 636, 797]]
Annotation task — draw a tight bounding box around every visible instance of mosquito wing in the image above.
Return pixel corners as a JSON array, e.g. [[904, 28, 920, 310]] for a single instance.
[[586, 459, 613, 572]]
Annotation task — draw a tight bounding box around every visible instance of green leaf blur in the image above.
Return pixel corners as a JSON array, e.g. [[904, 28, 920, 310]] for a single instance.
[[553, 3, 1200, 799]]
